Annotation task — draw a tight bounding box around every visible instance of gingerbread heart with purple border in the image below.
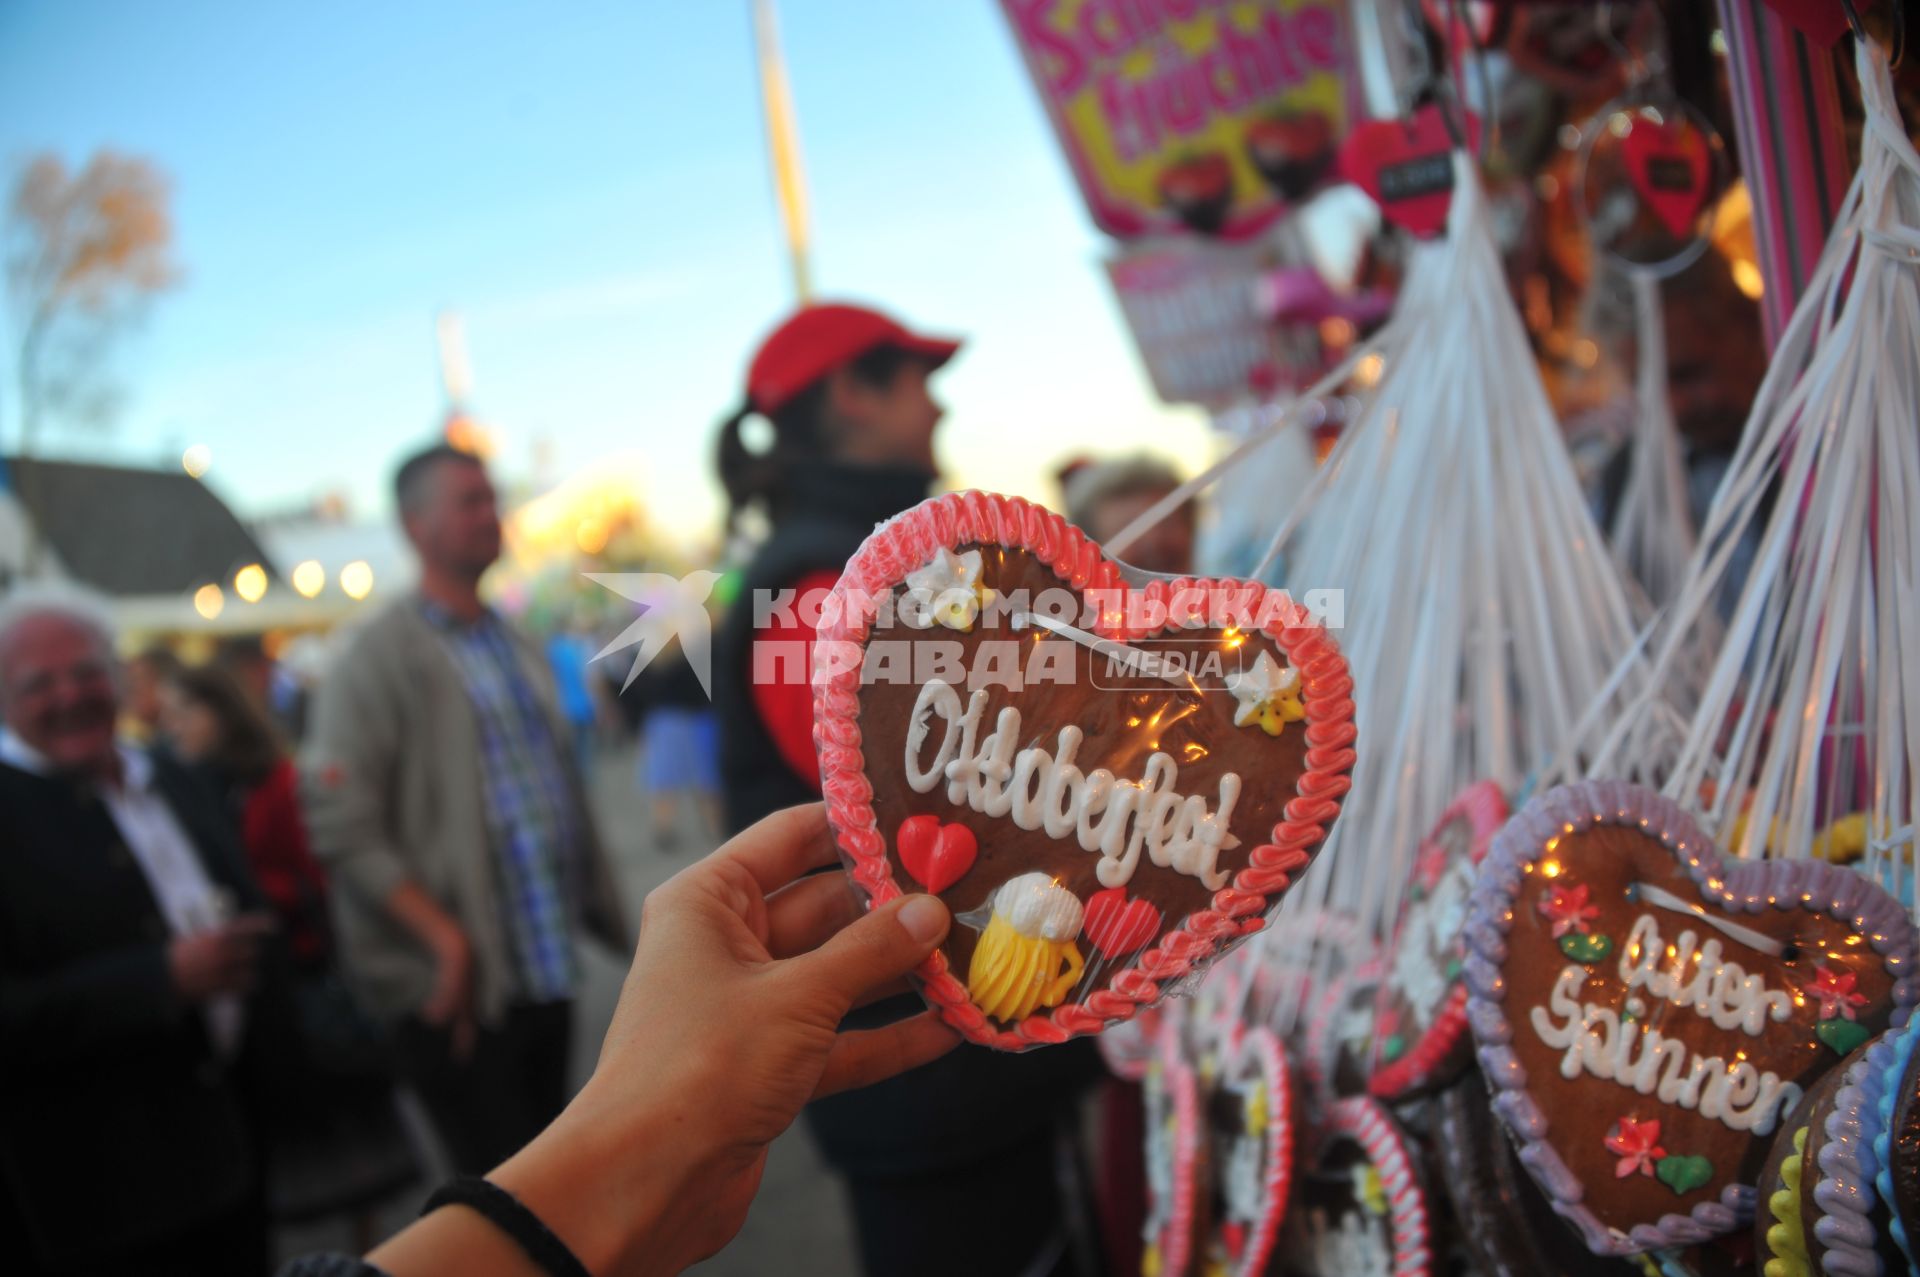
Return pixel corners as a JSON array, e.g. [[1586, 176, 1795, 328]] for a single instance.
[[812, 491, 1356, 1050], [1464, 779, 1918, 1256]]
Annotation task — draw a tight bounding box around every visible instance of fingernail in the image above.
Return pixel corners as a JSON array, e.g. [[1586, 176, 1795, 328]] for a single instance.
[[897, 895, 947, 944]]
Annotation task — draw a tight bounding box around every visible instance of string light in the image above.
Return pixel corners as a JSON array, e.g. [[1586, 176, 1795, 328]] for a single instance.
[[291, 560, 326, 598], [234, 564, 268, 603], [339, 560, 375, 601]]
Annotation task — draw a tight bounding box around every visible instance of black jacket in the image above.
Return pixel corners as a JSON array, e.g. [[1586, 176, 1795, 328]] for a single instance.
[[716, 459, 935, 835], [0, 753, 275, 1270], [714, 461, 1101, 1178]]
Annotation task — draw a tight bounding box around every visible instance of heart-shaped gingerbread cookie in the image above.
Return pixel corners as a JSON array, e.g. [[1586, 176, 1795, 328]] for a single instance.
[[1145, 1029, 1207, 1277], [1206, 1026, 1296, 1277], [1276, 1096, 1433, 1276], [1370, 781, 1509, 1101], [813, 491, 1355, 1050], [1464, 779, 1919, 1256]]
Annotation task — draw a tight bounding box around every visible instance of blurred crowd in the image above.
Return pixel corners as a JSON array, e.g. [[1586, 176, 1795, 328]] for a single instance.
[[0, 297, 1205, 1277]]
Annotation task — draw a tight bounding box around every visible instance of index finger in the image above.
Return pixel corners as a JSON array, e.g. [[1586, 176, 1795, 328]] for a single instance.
[[708, 802, 839, 895]]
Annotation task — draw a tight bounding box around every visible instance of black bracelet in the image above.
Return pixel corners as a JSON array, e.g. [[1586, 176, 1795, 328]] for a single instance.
[[421, 1176, 593, 1277]]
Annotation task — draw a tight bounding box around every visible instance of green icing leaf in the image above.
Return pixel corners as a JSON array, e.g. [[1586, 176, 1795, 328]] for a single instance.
[[1654, 1154, 1713, 1196], [1558, 932, 1613, 963], [1382, 1034, 1406, 1062], [1817, 1018, 1871, 1055]]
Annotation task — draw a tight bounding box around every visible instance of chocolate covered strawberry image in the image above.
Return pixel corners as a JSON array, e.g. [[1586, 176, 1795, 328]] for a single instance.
[[1157, 151, 1234, 235], [1245, 109, 1334, 201]]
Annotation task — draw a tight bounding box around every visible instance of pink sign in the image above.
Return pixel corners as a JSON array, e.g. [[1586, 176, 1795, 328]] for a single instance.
[[1001, 0, 1357, 240]]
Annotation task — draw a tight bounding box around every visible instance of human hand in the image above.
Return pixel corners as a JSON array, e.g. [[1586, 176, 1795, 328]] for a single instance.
[[484, 802, 958, 1276], [420, 922, 475, 1060], [167, 913, 275, 1002]]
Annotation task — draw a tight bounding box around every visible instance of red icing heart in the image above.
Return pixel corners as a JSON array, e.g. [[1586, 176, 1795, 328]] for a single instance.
[[1084, 887, 1160, 958], [1620, 117, 1712, 239], [1339, 104, 1481, 239], [895, 815, 977, 894], [812, 491, 1356, 1051]]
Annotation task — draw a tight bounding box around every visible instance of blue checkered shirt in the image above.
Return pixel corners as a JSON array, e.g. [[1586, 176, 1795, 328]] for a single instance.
[[427, 604, 582, 1003]]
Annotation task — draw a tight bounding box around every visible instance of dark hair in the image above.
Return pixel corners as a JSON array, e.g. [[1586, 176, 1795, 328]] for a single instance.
[[394, 443, 484, 516], [168, 664, 284, 787], [715, 343, 917, 532]]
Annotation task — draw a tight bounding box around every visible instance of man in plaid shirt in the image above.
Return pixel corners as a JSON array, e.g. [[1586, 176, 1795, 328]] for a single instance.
[[302, 444, 626, 1174]]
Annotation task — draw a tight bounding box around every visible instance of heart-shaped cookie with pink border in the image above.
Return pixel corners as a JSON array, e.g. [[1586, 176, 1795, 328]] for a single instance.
[[1277, 1095, 1434, 1276], [1369, 781, 1509, 1101], [1464, 779, 1919, 1256], [1206, 1026, 1297, 1277], [1145, 1028, 1207, 1277], [812, 491, 1356, 1050]]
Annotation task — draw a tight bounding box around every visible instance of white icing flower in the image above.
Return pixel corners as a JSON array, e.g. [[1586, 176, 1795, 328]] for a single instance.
[[994, 872, 1086, 943], [1226, 650, 1300, 728], [906, 547, 982, 594], [906, 548, 989, 631]]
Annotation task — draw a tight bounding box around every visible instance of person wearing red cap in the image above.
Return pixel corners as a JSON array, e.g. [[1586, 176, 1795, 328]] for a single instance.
[[713, 302, 958, 832], [711, 303, 1102, 1277]]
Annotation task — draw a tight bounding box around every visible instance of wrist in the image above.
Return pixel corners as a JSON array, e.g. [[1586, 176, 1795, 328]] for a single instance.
[[427, 918, 469, 966], [490, 1079, 711, 1277]]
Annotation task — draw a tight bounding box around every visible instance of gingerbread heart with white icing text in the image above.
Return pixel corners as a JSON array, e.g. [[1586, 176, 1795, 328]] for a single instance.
[[1464, 779, 1919, 1256], [812, 491, 1355, 1050]]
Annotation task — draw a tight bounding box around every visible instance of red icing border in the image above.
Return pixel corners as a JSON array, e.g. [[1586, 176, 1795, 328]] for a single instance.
[[1367, 780, 1509, 1100], [1326, 1095, 1433, 1277], [1152, 1028, 1203, 1277], [811, 491, 1357, 1049], [1234, 1026, 1297, 1277]]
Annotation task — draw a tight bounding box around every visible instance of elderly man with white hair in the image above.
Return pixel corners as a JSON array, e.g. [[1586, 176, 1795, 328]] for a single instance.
[[0, 591, 278, 1276]]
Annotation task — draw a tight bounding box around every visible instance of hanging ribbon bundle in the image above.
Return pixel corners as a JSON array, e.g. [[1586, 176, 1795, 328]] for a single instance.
[[1253, 152, 1648, 953], [1608, 267, 1698, 611], [1587, 39, 1920, 897]]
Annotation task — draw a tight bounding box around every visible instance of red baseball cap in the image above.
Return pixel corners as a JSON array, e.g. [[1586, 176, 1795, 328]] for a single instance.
[[746, 302, 961, 415]]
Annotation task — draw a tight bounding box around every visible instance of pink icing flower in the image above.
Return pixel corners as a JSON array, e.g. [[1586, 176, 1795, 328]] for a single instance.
[[1537, 882, 1599, 938], [1604, 1117, 1665, 1179], [1808, 965, 1868, 1022]]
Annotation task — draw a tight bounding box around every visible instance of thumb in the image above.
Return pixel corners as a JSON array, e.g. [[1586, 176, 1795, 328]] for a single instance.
[[788, 894, 950, 1012]]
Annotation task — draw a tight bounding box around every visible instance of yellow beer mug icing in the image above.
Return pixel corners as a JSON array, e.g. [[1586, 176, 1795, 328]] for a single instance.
[[967, 873, 1086, 1022]]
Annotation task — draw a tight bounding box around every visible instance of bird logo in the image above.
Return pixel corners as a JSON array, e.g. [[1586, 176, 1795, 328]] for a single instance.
[[586, 570, 724, 696]]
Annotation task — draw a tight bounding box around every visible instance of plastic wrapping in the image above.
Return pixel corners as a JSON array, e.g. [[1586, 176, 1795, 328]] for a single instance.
[[812, 490, 1356, 1051]]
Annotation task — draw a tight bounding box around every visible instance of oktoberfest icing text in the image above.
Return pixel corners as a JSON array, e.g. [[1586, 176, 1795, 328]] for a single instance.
[[1528, 912, 1802, 1134], [904, 679, 1242, 890]]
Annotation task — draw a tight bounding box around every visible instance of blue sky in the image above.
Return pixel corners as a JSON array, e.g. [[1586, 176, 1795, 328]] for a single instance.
[[0, 1, 1212, 543]]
